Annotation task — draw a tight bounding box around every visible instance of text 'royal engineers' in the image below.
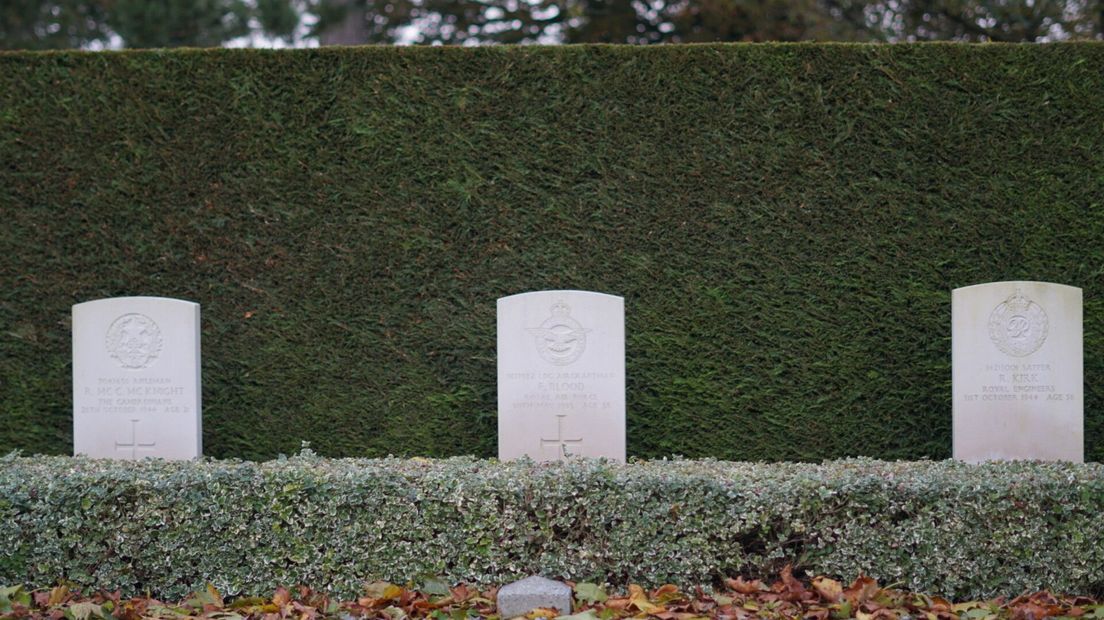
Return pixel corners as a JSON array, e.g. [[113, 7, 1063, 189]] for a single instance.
[[952, 281, 1082, 462]]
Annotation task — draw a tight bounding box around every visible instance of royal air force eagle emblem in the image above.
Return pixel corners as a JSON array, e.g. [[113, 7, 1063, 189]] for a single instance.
[[105, 313, 163, 369], [988, 289, 1048, 357], [528, 301, 590, 366]]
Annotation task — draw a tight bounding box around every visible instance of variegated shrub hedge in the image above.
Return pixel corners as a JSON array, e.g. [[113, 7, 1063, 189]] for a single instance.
[[1, 453, 1103, 600]]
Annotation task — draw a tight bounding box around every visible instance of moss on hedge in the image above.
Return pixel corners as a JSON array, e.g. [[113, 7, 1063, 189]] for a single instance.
[[1, 454, 1103, 600], [1, 44, 1103, 460]]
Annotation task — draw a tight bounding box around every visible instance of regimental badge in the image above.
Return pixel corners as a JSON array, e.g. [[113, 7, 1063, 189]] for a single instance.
[[527, 300, 591, 366], [105, 313, 163, 369], [988, 289, 1048, 357]]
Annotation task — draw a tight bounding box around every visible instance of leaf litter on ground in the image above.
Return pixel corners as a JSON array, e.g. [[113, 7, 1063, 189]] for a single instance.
[[3, 567, 1103, 620]]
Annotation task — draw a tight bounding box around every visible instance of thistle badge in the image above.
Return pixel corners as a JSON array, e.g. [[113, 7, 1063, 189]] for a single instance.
[[105, 313, 163, 369]]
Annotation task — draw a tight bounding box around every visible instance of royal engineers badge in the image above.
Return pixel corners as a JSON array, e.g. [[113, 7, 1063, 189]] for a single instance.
[[988, 289, 1048, 357], [105, 313, 164, 369], [528, 300, 590, 366]]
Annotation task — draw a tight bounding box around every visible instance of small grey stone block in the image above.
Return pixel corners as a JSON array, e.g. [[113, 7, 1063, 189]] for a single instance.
[[496, 576, 573, 618]]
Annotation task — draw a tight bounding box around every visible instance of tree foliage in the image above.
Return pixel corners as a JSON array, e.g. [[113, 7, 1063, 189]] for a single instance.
[[0, 0, 300, 49], [310, 0, 1102, 43], [1, 0, 110, 50], [1, 0, 1101, 48]]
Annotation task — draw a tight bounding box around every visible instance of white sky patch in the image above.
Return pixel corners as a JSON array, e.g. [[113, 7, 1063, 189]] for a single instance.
[[226, 7, 321, 47]]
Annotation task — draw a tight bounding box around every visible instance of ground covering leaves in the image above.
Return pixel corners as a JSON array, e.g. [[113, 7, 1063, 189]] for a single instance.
[[4, 568, 1103, 620]]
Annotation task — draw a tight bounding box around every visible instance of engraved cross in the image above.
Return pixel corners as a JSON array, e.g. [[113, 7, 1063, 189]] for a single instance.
[[116, 418, 157, 458], [540, 414, 583, 459]]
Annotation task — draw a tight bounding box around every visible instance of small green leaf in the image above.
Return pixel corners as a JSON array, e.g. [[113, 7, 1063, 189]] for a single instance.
[[830, 601, 852, 620], [595, 609, 618, 620], [574, 583, 607, 605], [0, 585, 31, 613], [228, 597, 267, 609], [420, 578, 451, 597]]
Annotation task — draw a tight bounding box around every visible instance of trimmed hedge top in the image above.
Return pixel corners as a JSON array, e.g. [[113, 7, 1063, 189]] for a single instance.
[[2, 454, 1104, 600], [1, 44, 1104, 460]]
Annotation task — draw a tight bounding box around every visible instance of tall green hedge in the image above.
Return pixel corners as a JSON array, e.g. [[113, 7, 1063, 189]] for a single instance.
[[1, 43, 1102, 460]]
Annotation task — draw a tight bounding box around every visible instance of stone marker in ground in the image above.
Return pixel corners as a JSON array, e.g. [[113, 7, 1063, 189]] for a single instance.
[[73, 296, 202, 460], [497, 290, 625, 462], [952, 281, 1082, 462], [496, 576, 574, 619]]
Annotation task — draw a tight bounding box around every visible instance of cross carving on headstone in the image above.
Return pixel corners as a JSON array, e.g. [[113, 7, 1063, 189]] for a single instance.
[[116, 418, 157, 458], [540, 414, 582, 459]]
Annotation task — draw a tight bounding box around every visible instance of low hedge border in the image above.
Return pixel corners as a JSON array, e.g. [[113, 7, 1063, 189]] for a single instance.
[[1, 452, 1102, 601]]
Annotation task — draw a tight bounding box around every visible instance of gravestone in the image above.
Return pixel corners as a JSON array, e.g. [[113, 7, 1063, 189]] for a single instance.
[[952, 281, 1082, 462], [73, 296, 202, 460], [497, 290, 625, 462]]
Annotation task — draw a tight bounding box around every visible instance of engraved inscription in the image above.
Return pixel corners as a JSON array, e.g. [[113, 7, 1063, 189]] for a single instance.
[[541, 414, 582, 459], [78, 376, 189, 416], [988, 289, 1048, 357], [116, 418, 157, 458], [105, 313, 163, 369], [498, 291, 625, 462], [500, 370, 620, 461], [505, 371, 617, 413], [960, 362, 1075, 404], [527, 301, 590, 366]]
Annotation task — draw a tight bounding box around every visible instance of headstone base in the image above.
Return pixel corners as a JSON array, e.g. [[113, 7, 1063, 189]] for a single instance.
[[496, 576, 573, 619]]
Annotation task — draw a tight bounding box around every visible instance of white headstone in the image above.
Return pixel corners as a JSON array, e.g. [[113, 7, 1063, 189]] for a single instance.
[[73, 296, 202, 460], [952, 281, 1082, 462], [497, 290, 625, 462]]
